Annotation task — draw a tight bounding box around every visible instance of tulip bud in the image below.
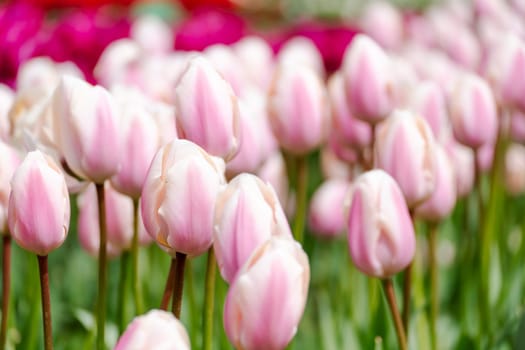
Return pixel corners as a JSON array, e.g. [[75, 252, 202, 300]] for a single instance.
[[509, 110, 525, 143], [233, 36, 275, 90], [257, 152, 289, 209], [8, 150, 70, 256], [268, 63, 328, 154], [115, 310, 190, 350], [204, 44, 249, 96], [328, 73, 372, 149], [94, 39, 142, 88], [224, 236, 310, 350], [447, 141, 475, 198], [131, 15, 172, 55], [360, 1, 404, 50], [416, 145, 457, 222], [449, 73, 498, 149], [341, 34, 394, 123], [505, 143, 525, 195], [214, 174, 291, 283], [174, 56, 241, 162], [374, 110, 436, 208], [409, 81, 448, 140], [53, 76, 122, 183], [309, 179, 351, 238], [477, 141, 495, 173], [141, 139, 226, 257], [277, 37, 324, 77], [346, 169, 415, 278], [0, 142, 21, 234]]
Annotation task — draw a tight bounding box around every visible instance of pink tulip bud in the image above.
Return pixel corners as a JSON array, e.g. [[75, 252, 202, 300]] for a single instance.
[[374, 110, 436, 208], [360, 1, 404, 50], [224, 236, 310, 350], [309, 179, 351, 238], [505, 143, 525, 195], [486, 33, 525, 111], [115, 310, 190, 350], [233, 36, 275, 90], [416, 145, 457, 222], [174, 56, 241, 162], [214, 174, 292, 283], [141, 139, 226, 257], [409, 81, 449, 140], [94, 39, 142, 88], [509, 111, 525, 143], [131, 15, 172, 55], [328, 73, 372, 149], [8, 150, 70, 256], [277, 37, 325, 77], [447, 141, 475, 198], [346, 169, 415, 278], [204, 44, 249, 96], [0, 142, 21, 234], [268, 63, 328, 154], [53, 76, 122, 183], [78, 183, 151, 258], [477, 141, 495, 173], [341, 34, 395, 123], [257, 152, 289, 210], [449, 73, 498, 149]]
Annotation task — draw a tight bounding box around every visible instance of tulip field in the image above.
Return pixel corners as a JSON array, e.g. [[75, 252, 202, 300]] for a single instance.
[[2, 0, 525, 349]]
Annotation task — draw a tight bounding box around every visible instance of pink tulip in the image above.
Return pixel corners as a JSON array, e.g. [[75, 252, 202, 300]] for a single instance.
[[115, 310, 190, 350], [141, 139, 225, 257], [477, 141, 495, 173], [416, 145, 457, 222], [447, 141, 475, 198], [505, 143, 525, 195], [509, 111, 525, 143], [409, 81, 449, 140], [268, 63, 328, 154], [328, 73, 372, 149], [276, 37, 325, 77], [214, 174, 292, 283], [130, 15, 172, 55], [309, 179, 351, 238], [449, 73, 498, 149], [53, 75, 122, 183], [257, 152, 289, 210], [94, 39, 142, 88], [341, 34, 394, 123], [360, 1, 404, 50], [347, 169, 415, 278], [0, 142, 21, 234], [233, 36, 275, 90], [224, 236, 310, 350], [204, 44, 249, 96], [174, 55, 241, 162], [8, 150, 70, 256], [374, 110, 436, 208]]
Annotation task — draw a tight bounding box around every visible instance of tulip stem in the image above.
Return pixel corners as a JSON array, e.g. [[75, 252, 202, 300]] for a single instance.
[[131, 199, 144, 315], [293, 156, 308, 244], [429, 223, 439, 350], [202, 247, 216, 350], [402, 262, 412, 336], [95, 183, 108, 350], [1, 235, 11, 350], [117, 251, 130, 334], [38, 255, 53, 350], [160, 257, 176, 311], [172, 252, 186, 318], [382, 278, 408, 350]]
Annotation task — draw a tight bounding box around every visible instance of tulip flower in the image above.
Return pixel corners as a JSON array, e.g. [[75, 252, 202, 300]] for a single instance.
[[276, 37, 325, 77], [94, 39, 142, 88], [233, 36, 275, 90], [115, 310, 190, 350], [174, 55, 241, 162], [257, 152, 289, 211], [360, 1, 404, 50], [223, 236, 310, 350], [320, 147, 353, 181], [204, 44, 249, 96], [214, 174, 291, 283], [341, 34, 395, 123], [308, 179, 351, 238], [0, 85, 13, 141], [130, 15, 172, 56], [449, 73, 498, 150], [409, 81, 449, 140], [505, 143, 525, 195], [374, 110, 436, 208], [447, 141, 475, 199]]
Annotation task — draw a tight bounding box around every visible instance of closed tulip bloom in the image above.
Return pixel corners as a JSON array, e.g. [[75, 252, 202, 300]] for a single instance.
[[94, 39, 142, 88], [277, 37, 325, 77], [174, 56, 241, 162], [505, 143, 525, 195], [214, 174, 291, 283], [131, 15, 172, 55], [347, 169, 415, 278], [141, 139, 226, 257], [374, 110, 436, 208], [224, 236, 310, 350], [360, 1, 404, 50], [8, 150, 70, 256], [53, 75, 122, 183], [308, 179, 351, 238], [328, 73, 372, 149], [115, 310, 190, 350], [409, 81, 449, 140], [233, 36, 275, 90], [416, 145, 457, 222], [0, 142, 21, 234], [477, 141, 495, 173], [204, 44, 249, 96], [268, 63, 328, 154], [341, 34, 395, 123], [257, 152, 289, 210], [449, 73, 498, 149], [509, 111, 525, 143], [447, 141, 475, 198]]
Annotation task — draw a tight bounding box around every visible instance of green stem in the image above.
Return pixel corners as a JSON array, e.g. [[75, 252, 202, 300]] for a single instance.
[[429, 223, 439, 350], [131, 199, 144, 315], [95, 183, 108, 350], [171, 252, 186, 318], [402, 262, 412, 336], [202, 247, 216, 350], [293, 156, 308, 244], [1, 235, 11, 350], [382, 279, 408, 350], [117, 251, 130, 334], [160, 257, 176, 311], [37, 255, 52, 350]]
